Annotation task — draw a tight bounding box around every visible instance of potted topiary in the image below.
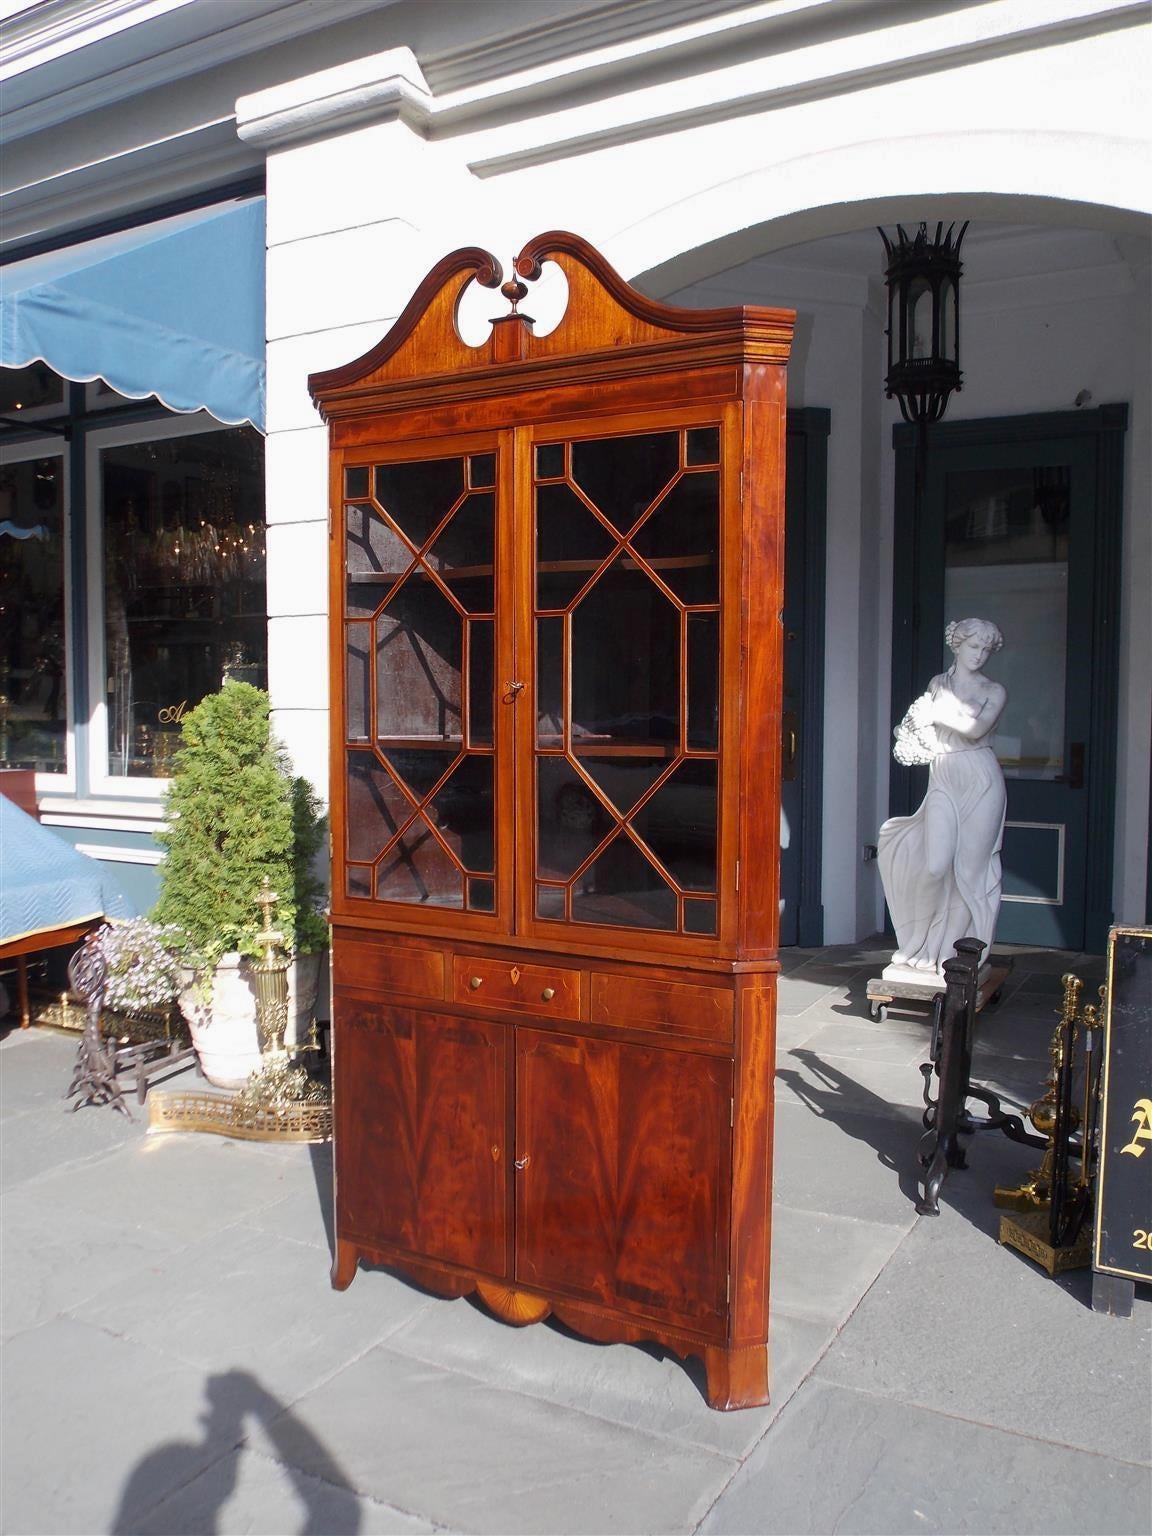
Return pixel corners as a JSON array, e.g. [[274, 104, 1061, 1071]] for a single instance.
[[152, 681, 328, 1088]]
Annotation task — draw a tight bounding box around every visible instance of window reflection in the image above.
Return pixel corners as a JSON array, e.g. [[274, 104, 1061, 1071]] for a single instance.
[[350, 451, 498, 912], [0, 364, 64, 414], [0, 456, 66, 772], [945, 464, 1070, 780], [101, 428, 265, 778], [532, 424, 724, 934]]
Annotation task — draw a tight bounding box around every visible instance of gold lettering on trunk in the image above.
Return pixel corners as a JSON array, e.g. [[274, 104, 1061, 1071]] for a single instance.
[[1120, 1098, 1152, 1158]]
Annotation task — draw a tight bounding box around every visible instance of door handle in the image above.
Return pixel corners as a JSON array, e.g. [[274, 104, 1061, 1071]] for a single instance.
[[781, 711, 799, 782]]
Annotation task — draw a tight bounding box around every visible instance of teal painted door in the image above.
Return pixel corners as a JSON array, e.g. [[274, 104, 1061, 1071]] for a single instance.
[[892, 409, 1125, 953]]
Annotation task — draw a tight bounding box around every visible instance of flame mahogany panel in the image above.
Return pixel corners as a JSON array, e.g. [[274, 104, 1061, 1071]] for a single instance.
[[333, 998, 509, 1278], [312, 233, 794, 1410], [514, 1028, 731, 1329]]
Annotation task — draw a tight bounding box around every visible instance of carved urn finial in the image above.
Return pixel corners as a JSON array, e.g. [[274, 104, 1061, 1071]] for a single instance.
[[501, 276, 529, 313]]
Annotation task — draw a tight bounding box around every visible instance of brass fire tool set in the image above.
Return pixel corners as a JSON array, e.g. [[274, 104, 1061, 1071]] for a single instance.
[[996, 972, 1103, 1275], [148, 882, 332, 1143]]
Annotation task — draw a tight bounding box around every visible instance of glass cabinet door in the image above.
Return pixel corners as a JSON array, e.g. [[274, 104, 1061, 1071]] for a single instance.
[[342, 448, 499, 915], [531, 424, 723, 937]]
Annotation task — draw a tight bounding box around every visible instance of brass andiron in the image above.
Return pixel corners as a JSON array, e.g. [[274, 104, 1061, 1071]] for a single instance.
[[235, 880, 328, 1119], [148, 881, 331, 1142], [994, 973, 1082, 1213], [997, 971, 1103, 1275]]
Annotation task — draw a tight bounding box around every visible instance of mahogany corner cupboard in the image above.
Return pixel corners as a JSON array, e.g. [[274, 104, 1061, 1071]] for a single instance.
[[308, 232, 795, 1410]]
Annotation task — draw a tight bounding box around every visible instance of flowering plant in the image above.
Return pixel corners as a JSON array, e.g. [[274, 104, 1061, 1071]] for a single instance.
[[91, 918, 184, 1013]]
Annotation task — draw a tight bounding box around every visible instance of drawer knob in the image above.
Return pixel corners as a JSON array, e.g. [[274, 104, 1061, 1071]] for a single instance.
[[469, 975, 483, 990], [541, 987, 555, 1001]]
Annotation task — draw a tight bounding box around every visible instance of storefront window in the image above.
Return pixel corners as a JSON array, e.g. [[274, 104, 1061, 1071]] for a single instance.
[[100, 425, 266, 778], [0, 454, 67, 773], [0, 363, 65, 415]]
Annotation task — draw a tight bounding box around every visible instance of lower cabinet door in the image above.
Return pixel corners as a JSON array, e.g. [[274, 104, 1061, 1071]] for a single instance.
[[334, 999, 509, 1276], [515, 1028, 732, 1327]]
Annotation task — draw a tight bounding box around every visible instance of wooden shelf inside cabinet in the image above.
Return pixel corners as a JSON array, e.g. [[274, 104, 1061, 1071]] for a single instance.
[[350, 566, 493, 582], [537, 740, 678, 757], [312, 231, 794, 1412], [349, 555, 713, 584], [375, 736, 466, 746]]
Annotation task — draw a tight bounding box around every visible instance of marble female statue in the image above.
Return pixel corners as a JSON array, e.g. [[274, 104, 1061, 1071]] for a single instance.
[[879, 618, 1007, 982]]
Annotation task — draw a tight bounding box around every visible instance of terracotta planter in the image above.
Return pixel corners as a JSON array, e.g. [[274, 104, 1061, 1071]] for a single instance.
[[180, 951, 325, 1090]]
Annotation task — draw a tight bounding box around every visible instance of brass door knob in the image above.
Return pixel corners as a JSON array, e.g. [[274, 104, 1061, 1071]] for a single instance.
[[541, 987, 555, 1001], [470, 975, 483, 990]]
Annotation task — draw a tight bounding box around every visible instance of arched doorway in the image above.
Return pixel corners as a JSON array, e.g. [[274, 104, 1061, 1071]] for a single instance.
[[618, 192, 1150, 948]]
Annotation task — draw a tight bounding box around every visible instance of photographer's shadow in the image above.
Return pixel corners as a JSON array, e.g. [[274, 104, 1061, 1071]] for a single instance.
[[111, 1368, 360, 1535]]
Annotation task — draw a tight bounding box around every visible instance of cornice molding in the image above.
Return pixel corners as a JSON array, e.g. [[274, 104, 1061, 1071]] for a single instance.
[[3, 0, 1147, 250], [456, 0, 1149, 177], [0, 0, 194, 74], [235, 48, 433, 148], [0, 0, 397, 141], [421, 0, 808, 95]]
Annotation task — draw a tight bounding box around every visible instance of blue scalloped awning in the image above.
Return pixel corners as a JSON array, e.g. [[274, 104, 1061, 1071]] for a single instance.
[[1, 198, 266, 431]]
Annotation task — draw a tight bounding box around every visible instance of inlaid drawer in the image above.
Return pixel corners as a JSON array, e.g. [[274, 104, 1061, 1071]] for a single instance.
[[590, 973, 734, 1043], [452, 955, 582, 1020], [336, 937, 445, 1001]]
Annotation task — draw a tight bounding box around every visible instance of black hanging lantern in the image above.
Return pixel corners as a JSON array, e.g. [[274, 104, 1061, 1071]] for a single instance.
[[878, 220, 968, 424]]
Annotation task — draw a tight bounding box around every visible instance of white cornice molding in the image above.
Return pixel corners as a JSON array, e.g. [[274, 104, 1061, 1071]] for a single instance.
[[454, 0, 1150, 177], [235, 48, 433, 149], [0, 0, 196, 74], [422, 0, 829, 95], [0, 0, 396, 140], [3, 0, 1147, 249], [0, 0, 755, 141]]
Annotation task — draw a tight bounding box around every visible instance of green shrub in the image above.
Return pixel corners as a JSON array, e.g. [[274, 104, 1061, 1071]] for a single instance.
[[153, 682, 328, 965]]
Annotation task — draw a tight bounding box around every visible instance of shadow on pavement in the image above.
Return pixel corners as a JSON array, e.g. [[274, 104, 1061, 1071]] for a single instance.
[[110, 1368, 359, 1535], [308, 1139, 336, 1256], [778, 1045, 1106, 1307], [777, 1047, 925, 1211]]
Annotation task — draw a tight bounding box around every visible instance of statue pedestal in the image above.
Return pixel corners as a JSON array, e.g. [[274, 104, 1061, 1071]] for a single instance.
[[864, 960, 1011, 1023]]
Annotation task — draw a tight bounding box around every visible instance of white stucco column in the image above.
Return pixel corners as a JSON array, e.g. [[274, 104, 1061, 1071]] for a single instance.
[[236, 51, 481, 798]]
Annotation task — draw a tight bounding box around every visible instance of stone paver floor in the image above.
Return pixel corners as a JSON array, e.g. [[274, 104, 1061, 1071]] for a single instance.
[[1, 942, 1148, 1535]]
